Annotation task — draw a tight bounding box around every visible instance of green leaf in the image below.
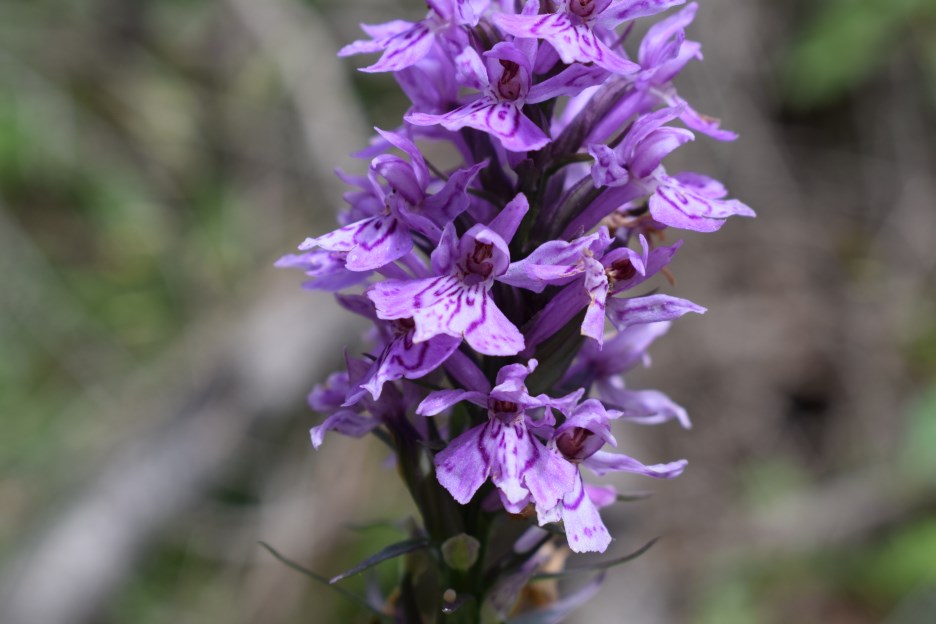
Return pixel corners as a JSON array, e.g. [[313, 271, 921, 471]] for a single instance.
[[901, 382, 936, 480], [344, 518, 408, 534], [616, 491, 653, 502], [782, 0, 927, 109], [257, 541, 392, 622], [329, 538, 431, 584], [531, 537, 658, 580]]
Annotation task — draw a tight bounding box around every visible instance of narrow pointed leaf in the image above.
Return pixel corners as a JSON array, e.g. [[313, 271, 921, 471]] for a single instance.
[[617, 491, 653, 502], [344, 518, 409, 534], [330, 538, 431, 584], [531, 537, 659, 580], [258, 541, 393, 622]]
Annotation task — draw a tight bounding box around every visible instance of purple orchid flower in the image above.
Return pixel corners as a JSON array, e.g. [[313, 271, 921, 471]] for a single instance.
[[500, 227, 614, 292], [367, 193, 531, 356], [495, 0, 685, 75], [590, 107, 755, 232], [338, 0, 489, 74], [300, 129, 483, 271], [512, 229, 695, 351], [417, 360, 581, 516], [336, 294, 461, 404], [407, 38, 609, 152], [308, 359, 382, 448], [547, 399, 687, 552], [568, 322, 691, 427]]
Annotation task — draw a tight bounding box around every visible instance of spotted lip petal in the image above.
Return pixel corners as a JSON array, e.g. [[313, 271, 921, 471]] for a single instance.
[[559, 472, 612, 553]]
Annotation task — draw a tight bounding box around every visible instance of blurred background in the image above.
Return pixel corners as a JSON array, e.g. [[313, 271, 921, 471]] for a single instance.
[[1, 0, 935, 622]]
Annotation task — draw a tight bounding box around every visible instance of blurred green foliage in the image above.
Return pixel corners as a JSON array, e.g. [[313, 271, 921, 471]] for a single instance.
[[2, 0, 936, 622], [783, 0, 936, 108]]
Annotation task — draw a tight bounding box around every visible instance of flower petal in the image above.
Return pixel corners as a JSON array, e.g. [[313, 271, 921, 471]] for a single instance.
[[361, 23, 436, 73], [606, 293, 706, 331], [599, 0, 687, 25], [310, 411, 378, 449], [417, 388, 488, 416], [561, 473, 612, 553], [435, 423, 490, 504], [650, 175, 754, 232], [360, 333, 461, 400], [584, 450, 687, 478]]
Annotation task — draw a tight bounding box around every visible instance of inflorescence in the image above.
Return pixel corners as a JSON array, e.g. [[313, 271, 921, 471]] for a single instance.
[[279, 0, 753, 616]]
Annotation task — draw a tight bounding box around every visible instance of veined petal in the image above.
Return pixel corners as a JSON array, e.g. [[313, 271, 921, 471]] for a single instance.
[[360, 333, 461, 400], [638, 2, 697, 67], [581, 257, 610, 345], [560, 472, 612, 553], [650, 175, 754, 232], [484, 419, 536, 504], [462, 289, 526, 356], [368, 275, 462, 321], [455, 0, 490, 26], [494, 11, 572, 40], [673, 95, 738, 141], [599, 0, 687, 26], [527, 63, 611, 104], [501, 229, 610, 292], [359, 20, 415, 40], [584, 450, 687, 478], [374, 128, 430, 189], [374, 155, 424, 204], [370, 277, 523, 355], [430, 223, 459, 275], [606, 293, 706, 331], [417, 388, 489, 416], [421, 162, 485, 222], [308, 215, 413, 272], [599, 382, 692, 428], [275, 250, 368, 292], [589, 144, 629, 188], [310, 410, 378, 449], [542, 22, 640, 75], [455, 102, 550, 153], [435, 423, 490, 504], [406, 98, 490, 132], [361, 23, 436, 73], [454, 46, 489, 90], [526, 442, 578, 519]]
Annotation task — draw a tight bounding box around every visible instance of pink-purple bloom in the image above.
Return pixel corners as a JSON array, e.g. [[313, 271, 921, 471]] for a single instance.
[[339, 0, 490, 74], [590, 107, 755, 232], [495, 0, 685, 75], [367, 193, 530, 356], [418, 360, 580, 517], [278, 0, 754, 614]]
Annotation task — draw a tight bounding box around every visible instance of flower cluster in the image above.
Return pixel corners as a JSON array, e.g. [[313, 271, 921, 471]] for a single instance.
[[279, 0, 752, 609]]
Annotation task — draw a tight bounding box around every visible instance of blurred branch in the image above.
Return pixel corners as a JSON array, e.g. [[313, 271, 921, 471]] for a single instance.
[[0, 280, 359, 624], [0, 3, 375, 621], [226, 0, 370, 204]]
